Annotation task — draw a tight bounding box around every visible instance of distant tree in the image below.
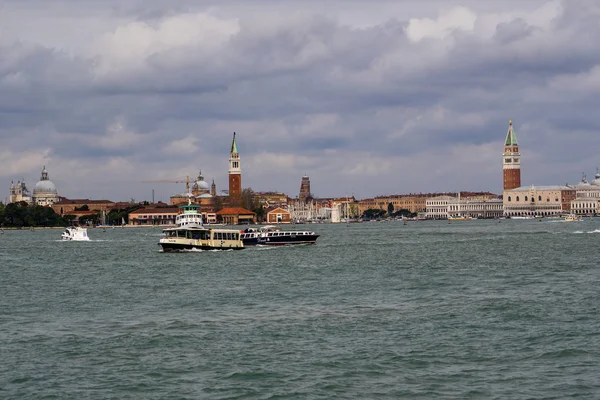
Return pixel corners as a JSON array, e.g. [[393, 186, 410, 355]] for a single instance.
[[349, 203, 359, 218], [387, 202, 394, 216], [79, 214, 99, 226], [362, 208, 386, 219], [241, 188, 256, 211], [63, 214, 77, 226], [392, 209, 414, 218], [213, 196, 224, 212]]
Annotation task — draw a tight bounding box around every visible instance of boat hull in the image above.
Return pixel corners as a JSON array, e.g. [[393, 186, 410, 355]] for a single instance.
[[244, 234, 320, 246], [159, 242, 244, 252]]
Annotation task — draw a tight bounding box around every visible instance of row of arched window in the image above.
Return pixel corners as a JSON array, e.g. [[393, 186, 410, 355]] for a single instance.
[[506, 195, 559, 202]]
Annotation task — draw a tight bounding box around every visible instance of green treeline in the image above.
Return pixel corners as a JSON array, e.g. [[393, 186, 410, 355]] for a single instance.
[[0, 202, 67, 227], [0, 202, 142, 228]]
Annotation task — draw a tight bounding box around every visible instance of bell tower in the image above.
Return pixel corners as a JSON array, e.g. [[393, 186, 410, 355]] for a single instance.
[[503, 120, 521, 190], [228, 132, 242, 205]]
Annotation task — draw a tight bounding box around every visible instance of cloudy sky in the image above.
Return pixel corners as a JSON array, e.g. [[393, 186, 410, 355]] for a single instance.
[[2, 0, 599, 202]]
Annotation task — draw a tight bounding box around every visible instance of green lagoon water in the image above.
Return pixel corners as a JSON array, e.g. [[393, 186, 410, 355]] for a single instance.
[[1, 219, 600, 399]]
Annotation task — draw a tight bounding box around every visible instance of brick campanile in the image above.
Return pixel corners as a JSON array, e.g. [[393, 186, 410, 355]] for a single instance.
[[228, 132, 242, 205], [503, 120, 521, 190]]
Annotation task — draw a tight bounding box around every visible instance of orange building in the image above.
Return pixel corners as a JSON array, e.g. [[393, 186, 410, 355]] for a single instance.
[[266, 207, 292, 224]]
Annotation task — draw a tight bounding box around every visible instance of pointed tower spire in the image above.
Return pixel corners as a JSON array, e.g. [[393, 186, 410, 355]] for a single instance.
[[503, 119, 521, 191], [504, 120, 518, 146], [228, 132, 242, 205], [230, 132, 238, 155]]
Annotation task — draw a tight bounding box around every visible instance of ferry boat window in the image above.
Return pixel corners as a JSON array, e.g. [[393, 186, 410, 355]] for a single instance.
[[177, 230, 186, 237]]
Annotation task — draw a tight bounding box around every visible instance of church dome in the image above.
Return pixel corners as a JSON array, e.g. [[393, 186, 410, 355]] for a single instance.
[[195, 180, 210, 190], [192, 170, 210, 191], [33, 166, 58, 194], [34, 180, 57, 194], [579, 173, 590, 186]]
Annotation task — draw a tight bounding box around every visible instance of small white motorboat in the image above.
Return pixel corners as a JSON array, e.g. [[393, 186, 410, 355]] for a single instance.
[[61, 226, 90, 241]]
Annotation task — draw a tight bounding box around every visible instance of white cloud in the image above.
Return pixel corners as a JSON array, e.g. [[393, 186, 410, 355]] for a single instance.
[[165, 135, 199, 155], [0, 148, 52, 178], [90, 12, 239, 76], [406, 6, 477, 42]]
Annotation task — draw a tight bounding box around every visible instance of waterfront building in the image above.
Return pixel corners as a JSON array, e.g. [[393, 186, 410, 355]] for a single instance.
[[266, 207, 292, 224], [216, 207, 255, 225], [447, 196, 503, 219], [503, 120, 521, 190], [253, 192, 288, 209], [426, 195, 457, 219], [570, 171, 600, 216], [359, 193, 452, 216], [9, 179, 32, 204], [32, 166, 59, 206], [426, 195, 503, 219], [51, 199, 115, 216], [228, 132, 242, 206], [128, 207, 180, 225], [503, 185, 575, 217], [288, 199, 315, 222], [299, 176, 311, 203]]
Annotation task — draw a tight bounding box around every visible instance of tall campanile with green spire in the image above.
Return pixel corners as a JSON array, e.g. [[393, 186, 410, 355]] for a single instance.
[[503, 120, 521, 190], [228, 132, 242, 205]]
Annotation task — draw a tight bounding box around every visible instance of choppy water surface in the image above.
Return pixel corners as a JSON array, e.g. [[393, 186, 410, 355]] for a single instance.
[[2, 219, 600, 399]]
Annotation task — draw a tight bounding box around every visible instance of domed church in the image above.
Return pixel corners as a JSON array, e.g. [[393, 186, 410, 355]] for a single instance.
[[32, 166, 59, 206]]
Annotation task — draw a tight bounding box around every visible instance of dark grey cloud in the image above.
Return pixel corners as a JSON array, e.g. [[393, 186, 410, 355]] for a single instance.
[[1, 0, 600, 201]]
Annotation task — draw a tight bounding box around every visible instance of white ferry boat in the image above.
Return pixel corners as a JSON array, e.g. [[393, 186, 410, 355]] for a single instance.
[[447, 215, 473, 221], [159, 201, 244, 252], [61, 226, 90, 241], [240, 225, 319, 246], [563, 214, 582, 222]]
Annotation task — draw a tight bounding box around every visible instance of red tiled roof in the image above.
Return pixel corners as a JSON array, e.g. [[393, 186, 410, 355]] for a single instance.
[[216, 207, 256, 215], [266, 207, 289, 214]]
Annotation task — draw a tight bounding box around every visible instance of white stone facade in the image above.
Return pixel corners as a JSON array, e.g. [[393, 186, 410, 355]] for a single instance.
[[448, 198, 503, 219], [502, 185, 570, 217], [427, 195, 503, 219], [571, 186, 600, 216], [426, 196, 454, 219]]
